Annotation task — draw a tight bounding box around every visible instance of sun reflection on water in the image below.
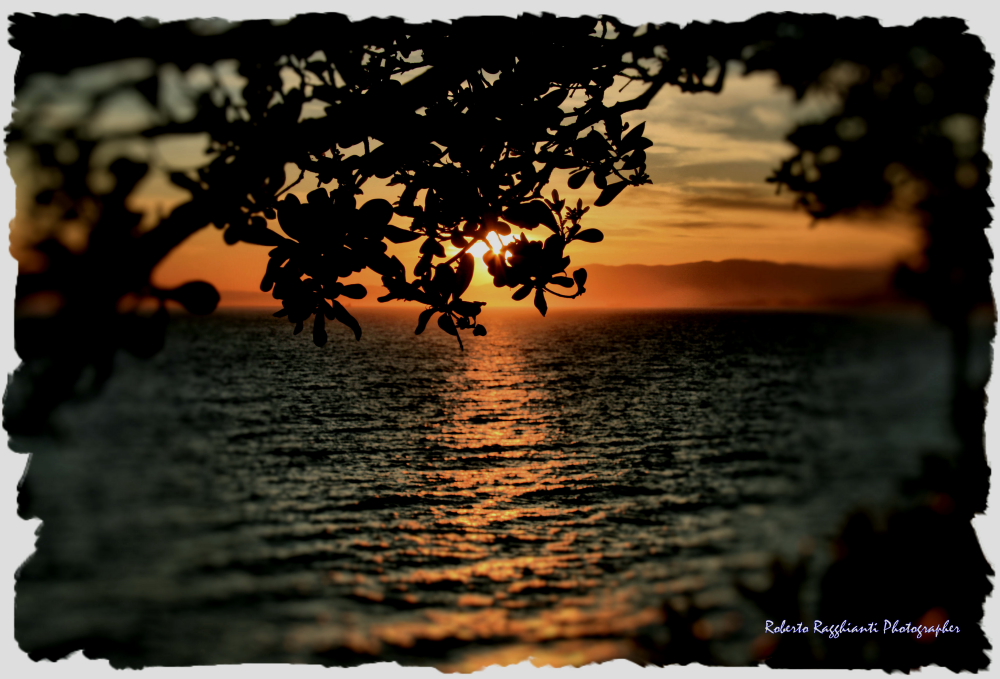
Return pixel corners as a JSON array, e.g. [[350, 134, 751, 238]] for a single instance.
[[294, 344, 673, 667], [17, 307, 957, 668], [271, 324, 786, 670]]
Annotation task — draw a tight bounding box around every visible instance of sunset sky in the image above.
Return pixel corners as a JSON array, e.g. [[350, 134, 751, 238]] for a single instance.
[[141, 60, 922, 308], [2, 5, 998, 675], [7, 45, 925, 311]]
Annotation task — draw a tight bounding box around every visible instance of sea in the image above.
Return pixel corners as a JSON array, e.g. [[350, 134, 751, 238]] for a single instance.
[[11, 307, 985, 670]]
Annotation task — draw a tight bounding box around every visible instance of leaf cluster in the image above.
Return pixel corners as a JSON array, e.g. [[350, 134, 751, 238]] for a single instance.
[[5, 12, 993, 432]]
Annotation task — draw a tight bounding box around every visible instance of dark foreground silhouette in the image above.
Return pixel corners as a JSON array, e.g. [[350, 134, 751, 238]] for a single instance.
[[6, 11, 994, 671]]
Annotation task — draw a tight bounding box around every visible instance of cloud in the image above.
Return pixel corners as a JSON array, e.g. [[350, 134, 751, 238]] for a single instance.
[[608, 227, 653, 237], [646, 158, 781, 185], [677, 195, 794, 212], [638, 219, 767, 230], [617, 60, 841, 181], [609, 185, 677, 209], [678, 195, 794, 212], [593, 178, 798, 226], [636, 61, 840, 139], [673, 182, 798, 214]]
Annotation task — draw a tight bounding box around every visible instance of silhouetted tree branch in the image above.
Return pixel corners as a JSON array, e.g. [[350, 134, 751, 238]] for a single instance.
[[6, 12, 993, 447], [5, 11, 995, 671]]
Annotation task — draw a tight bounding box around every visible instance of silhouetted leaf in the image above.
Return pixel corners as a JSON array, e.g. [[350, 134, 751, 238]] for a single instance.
[[543, 233, 566, 259], [420, 238, 446, 257], [550, 276, 574, 288], [594, 182, 628, 207], [451, 300, 484, 317], [239, 221, 287, 246], [415, 308, 435, 335], [437, 313, 458, 336], [277, 193, 312, 242], [312, 312, 327, 347], [332, 300, 362, 340], [568, 169, 591, 190], [540, 88, 568, 108], [414, 253, 432, 278], [619, 122, 646, 150], [341, 284, 367, 299], [358, 198, 394, 226], [388, 256, 406, 278], [573, 268, 588, 288], [512, 285, 532, 301], [260, 267, 276, 292], [533, 288, 547, 316], [383, 225, 421, 243], [622, 149, 646, 170], [573, 129, 612, 161], [455, 253, 474, 298], [367, 252, 400, 276], [430, 263, 456, 297], [501, 201, 558, 231], [550, 153, 581, 169], [606, 115, 623, 143], [575, 229, 604, 243], [473, 324, 487, 336]]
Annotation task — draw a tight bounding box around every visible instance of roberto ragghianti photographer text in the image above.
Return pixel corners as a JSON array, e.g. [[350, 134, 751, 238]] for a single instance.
[[765, 619, 962, 639]]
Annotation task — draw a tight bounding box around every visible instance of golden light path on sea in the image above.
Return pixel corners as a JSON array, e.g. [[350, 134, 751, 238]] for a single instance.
[[283, 343, 669, 669]]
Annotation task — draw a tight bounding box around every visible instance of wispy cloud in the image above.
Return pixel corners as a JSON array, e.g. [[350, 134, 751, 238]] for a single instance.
[[675, 193, 797, 213], [638, 219, 766, 230], [610, 227, 653, 237], [620, 61, 840, 186], [659, 181, 800, 215]]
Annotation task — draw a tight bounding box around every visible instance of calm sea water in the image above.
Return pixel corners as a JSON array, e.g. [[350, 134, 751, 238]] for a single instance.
[[14, 308, 971, 669]]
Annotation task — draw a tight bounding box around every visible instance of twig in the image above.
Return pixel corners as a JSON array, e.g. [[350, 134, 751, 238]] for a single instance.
[[451, 313, 465, 351], [542, 286, 580, 299], [276, 169, 306, 198]]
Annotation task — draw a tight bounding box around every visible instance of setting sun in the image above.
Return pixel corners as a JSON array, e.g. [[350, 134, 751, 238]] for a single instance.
[[467, 240, 491, 258], [463, 231, 515, 259], [6, 7, 992, 674]]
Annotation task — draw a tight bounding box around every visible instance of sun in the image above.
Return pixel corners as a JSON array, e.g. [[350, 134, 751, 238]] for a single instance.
[[467, 240, 492, 258], [466, 232, 515, 258]]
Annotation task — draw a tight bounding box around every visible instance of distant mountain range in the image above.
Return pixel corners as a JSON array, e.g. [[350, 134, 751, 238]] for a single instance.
[[219, 259, 903, 310], [467, 259, 901, 310]]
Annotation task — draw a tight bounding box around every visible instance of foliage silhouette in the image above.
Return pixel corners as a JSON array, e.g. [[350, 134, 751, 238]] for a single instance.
[[4, 10, 995, 671], [7, 10, 993, 445]]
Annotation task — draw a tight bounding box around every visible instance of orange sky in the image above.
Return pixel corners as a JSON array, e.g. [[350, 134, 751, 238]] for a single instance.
[[148, 63, 922, 308], [11, 61, 924, 309]]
